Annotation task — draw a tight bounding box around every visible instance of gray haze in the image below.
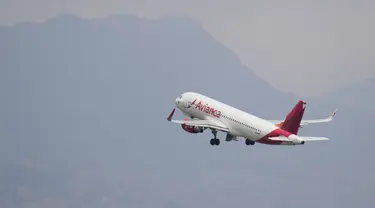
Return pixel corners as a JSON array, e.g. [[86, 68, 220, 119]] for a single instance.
[[1, 0, 375, 96], [0, 14, 374, 208]]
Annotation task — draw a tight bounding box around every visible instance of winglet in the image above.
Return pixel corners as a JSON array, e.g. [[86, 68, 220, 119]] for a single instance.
[[331, 109, 338, 117], [167, 109, 175, 121], [328, 108, 338, 120]]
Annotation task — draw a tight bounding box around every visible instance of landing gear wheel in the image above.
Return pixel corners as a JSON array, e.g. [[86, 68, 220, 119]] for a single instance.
[[210, 129, 220, 146], [210, 138, 220, 146], [245, 139, 255, 146]]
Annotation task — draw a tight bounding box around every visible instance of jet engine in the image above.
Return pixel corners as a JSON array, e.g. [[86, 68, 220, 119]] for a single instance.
[[181, 118, 204, 133], [288, 134, 305, 145]]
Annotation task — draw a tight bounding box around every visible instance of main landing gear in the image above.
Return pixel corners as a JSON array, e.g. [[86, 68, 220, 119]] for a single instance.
[[245, 139, 255, 146], [210, 129, 220, 146]]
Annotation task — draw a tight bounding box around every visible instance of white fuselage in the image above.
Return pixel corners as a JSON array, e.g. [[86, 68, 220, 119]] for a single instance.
[[175, 92, 280, 142]]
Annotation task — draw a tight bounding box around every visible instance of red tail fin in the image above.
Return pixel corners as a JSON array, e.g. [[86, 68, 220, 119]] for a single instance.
[[280, 100, 306, 135]]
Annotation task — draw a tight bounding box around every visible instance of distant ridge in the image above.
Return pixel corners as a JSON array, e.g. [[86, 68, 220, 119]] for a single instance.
[[0, 14, 373, 208], [312, 77, 375, 114]]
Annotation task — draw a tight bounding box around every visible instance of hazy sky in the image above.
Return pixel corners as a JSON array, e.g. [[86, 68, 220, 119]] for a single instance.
[[1, 0, 374, 96], [1, 2, 374, 207]]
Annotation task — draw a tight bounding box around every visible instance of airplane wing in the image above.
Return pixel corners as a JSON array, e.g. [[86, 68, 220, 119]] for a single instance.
[[298, 136, 329, 141], [167, 109, 229, 132], [268, 136, 329, 144], [268, 109, 338, 127]]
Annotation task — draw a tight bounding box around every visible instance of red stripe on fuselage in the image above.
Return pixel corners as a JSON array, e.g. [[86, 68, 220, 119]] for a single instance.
[[256, 128, 292, 145]]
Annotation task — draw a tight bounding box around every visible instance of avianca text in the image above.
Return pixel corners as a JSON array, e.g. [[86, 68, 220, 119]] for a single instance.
[[193, 100, 221, 118]]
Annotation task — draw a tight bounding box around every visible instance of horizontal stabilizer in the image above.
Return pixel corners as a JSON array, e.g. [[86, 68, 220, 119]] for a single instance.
[[298, 136, 329, 142], [268, 136, 290, 142], [267, 135, 329, 145]]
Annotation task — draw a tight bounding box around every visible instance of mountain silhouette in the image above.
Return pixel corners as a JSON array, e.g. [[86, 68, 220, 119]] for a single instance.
[[0, 14, 373, 208]]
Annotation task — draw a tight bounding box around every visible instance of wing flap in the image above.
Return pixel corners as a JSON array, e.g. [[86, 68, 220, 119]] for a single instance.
[[170, 119, 229, 132], [167, 108, 229, 132]]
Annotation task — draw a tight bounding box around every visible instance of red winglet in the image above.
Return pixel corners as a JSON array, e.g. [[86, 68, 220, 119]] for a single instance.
[[167, 109, 175, 121]]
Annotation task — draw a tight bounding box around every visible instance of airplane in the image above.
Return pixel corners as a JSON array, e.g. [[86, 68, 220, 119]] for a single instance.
[[167, 92, 337, 146]]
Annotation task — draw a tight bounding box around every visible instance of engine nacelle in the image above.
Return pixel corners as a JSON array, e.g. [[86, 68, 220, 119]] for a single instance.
[[181, 118, 204, 133], [288, 134, 305, 145]]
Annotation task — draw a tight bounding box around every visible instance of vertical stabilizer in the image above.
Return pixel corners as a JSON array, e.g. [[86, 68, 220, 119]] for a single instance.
[[280, 100, 306, 134]]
